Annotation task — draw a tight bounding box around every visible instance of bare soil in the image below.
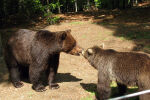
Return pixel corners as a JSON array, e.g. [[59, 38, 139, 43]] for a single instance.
[[0, 6, 150, 100]]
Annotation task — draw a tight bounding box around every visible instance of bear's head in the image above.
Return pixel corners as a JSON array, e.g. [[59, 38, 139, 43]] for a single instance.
[[36, 29, 82, 56], [59, 29, 82, 56], [82, 46, 99, 60], [81, 45, 104, 69], [82, 44, 105, 59]]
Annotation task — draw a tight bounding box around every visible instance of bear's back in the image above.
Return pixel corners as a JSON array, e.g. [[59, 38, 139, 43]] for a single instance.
[[114, 51, 150, 69], [111, 51, 150, 85], [7, 29, 36, 65]]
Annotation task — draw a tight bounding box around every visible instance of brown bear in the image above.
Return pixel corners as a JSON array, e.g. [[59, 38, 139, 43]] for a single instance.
[[4, 29, 82, 92], [82, 45, 150, 100]]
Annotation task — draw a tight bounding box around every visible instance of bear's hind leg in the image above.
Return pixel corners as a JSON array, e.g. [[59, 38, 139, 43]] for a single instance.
[[138, 76, 150, 100], [4, 46, 24, 88], [6, 59, 23, 88], [10, 66, 24, 88], [139, 86, 150, 100], [137, 73, 150, 100]]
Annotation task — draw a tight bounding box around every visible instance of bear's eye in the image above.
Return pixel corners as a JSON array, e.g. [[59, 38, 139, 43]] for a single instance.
[[60, 32, 67, 40]]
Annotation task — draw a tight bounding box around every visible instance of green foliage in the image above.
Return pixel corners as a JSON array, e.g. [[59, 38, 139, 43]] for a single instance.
[[42, 3, 58, 12], [0, 0, 146, 27], [94, 0, 101, 8], [46, 16, 60, 25], [80, 92, 95, 100]]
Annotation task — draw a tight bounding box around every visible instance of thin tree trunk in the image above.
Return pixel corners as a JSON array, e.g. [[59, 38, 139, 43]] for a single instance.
[[58, 0, 61, 13], [87, 0, 90, 10], [135, 0, 138, 5], [129, 0, 133, 7], [47, 0, 50, 12], [75, 0, 78, 12]]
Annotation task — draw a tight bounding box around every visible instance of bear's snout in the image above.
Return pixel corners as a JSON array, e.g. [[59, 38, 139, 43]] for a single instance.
[[69, 45, 83, 56]]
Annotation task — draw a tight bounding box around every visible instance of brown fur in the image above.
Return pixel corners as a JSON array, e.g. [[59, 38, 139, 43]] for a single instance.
[[4, 29, 82, 92], [82, 45, 150, 100]]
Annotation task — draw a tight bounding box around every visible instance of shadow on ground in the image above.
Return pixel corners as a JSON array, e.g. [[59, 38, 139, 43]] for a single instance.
[[80, 83, 139, 100], [0, 60, 82, 85], [21, 72, 82, 87], [56, 73, 82, 83]]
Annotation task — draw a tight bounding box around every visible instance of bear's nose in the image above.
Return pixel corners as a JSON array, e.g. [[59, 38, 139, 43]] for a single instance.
[[77, 46, 84, 53]]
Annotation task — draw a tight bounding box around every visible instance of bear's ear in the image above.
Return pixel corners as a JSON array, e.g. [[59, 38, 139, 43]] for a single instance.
[[65, 29, 71, 33], [87, 49, 93, 55], [99, 43, 104, 49], [60, 32, 67, 40]]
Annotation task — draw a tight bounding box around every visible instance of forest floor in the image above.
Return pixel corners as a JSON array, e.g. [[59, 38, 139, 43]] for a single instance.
[[0, 5, 150, 100]]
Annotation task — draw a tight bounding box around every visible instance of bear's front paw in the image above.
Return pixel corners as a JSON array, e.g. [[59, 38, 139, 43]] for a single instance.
[[49, 83, 60, 90], [32, 84, 47, 92], [13, 81, 24, 88]]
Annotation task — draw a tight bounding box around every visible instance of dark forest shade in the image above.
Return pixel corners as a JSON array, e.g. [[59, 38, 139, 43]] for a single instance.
[[0, 0, 145, 19]]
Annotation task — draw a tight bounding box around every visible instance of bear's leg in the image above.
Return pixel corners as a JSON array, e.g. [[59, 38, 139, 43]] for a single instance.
[[96, 73, 111, 100], [5, 55, 23, 88], [29, 63, 46, 92], [48, 54, 60, 89], [48, 67, 60, 89], [138, 75, 150, 100], [117, 82, 127, 96], [138, 72, 150, 100], [10, 66, 24, 88], [139, 86, 150, 100]]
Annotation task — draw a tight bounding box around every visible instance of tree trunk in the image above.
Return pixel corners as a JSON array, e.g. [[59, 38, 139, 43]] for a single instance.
[[57, 0, 61, 13], [87, 0, 90, 10], [129, 0, 134, 7], [135, 0, 138, 5], [47, 0, 50, 12], [75, 0, 78, 12]]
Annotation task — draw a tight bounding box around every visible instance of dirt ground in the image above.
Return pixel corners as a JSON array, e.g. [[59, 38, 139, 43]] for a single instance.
[[0, 7, 150, 100]]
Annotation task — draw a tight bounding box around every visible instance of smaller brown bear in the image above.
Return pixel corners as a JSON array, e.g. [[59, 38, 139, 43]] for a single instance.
[[82, 45, 150, 100]]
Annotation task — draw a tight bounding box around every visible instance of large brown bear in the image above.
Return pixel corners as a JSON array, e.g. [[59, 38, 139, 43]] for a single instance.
[[4, 29, 82, 92], [82, 45, 150, 100]]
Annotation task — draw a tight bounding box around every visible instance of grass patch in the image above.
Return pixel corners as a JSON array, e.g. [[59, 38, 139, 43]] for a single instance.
[[118, 37, 127, 41], [69, 21, 84, 25], [27, 91, 34, 98], [80, 93, 95, 100]]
